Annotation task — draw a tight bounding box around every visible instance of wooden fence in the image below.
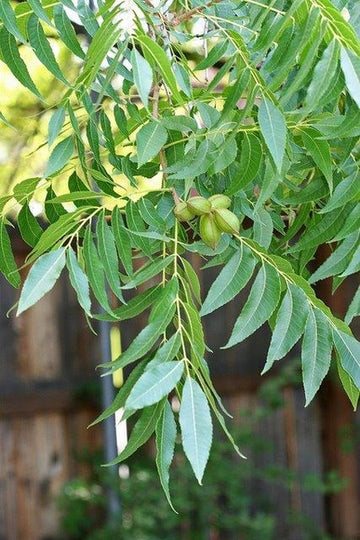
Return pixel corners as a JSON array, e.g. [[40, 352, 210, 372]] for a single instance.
[[0, 239, 359, 539], [0, 235, 104, 540]]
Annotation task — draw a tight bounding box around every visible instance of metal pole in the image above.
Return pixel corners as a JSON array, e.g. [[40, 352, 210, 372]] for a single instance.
[[99, 318, 121, 521]]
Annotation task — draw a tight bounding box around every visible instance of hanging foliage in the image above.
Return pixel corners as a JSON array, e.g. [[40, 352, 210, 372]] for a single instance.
[[0, 0, 360, 504]]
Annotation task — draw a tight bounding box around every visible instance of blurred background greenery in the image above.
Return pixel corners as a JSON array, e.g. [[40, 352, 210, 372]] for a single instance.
[[0, 37, 77, 197]]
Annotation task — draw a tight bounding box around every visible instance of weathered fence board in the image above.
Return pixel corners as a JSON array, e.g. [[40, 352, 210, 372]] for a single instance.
[[0, 258, 102, 540]]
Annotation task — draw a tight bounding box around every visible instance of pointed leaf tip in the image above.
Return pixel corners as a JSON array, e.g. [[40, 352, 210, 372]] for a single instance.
[[179, 376, 213, 484]]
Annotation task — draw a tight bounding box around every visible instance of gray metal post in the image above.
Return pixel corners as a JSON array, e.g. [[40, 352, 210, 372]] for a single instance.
[[99, 317, 122, 521]]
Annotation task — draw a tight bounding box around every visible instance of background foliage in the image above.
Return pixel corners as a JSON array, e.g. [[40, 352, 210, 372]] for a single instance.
[[0, 0, 359, 497]]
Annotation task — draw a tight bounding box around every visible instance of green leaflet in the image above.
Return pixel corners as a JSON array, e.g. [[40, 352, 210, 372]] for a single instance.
[[105, 281, 177, 372], [136, 121, 168, 167], [106, 400, 166, 466], [313, 110, 360, 139], [89, 360, 148, 427], [183, 301, 206, 360], [341, 244, 360, 278], [332, 203, 360, 241], [309, 0, 360, 55], [181, 258, 201, 304], [304, 40, 340, 113], [66, 248, 92, 316], [125, 361, 184, 410], [53, 5, 85, 59], [208, 136, 238, 175], [111, 208, 132, 271], [253, 208, 273, 249], [0, 111, 14, 129], [99, 112, 115, 156], [167, 139, 212, 180], [135, 33, 182, 102], [173, 62, 192, 97], [290, 206, 348, 252], [161, 115, 198, 133], [17, 248, 66, 315], [255, 157, 283, 209], [145, 332, 181, 371], [83, 226, 114, 316], [200, 246, 255, 316], [27, 209, 85, 263], [197, 102, 220, 129], [301, 128, 333, 192], [0, 196, 11, 214], [225, 263, 281, 348], [125, 201, 153, 257], [302, 308, 333, 406], [138, 198, 166, 232], [149, 277, 179, 321], [27, 15, 70, 86], [0, 27, 42, 98], [96, 213, 123, 301], [0, 222, 21, 288], [309, 232, 360, 283], [258, 98, 287, 171], [263, 283, 309, 373], [179, 376, 213, 484], [27, 0, 53, 26], [77, 6, 124, 87], [195, 39, 229, 71], [96, 285, 161, 322], [320, 170, 359, 213], [114, 105, 129, 138], [45, 136, 74, 177], [17, 203, 42, 247], [345, 286, 360, 325], [49, 191, 101, 205], [86, 119, 101, 163], [333, 330, 360, 390], [131, 48, 153, 108], [48, 107, 65, 147], [340, 48, 360, 107], [280, 178, 328, 205], [0, 0, 26, 44], [226, 133, 263, 195], [156, 401, 177, 511], [123, 256, 174, 290], [12, 177, 40, 203], [337, 358, 359, 410]]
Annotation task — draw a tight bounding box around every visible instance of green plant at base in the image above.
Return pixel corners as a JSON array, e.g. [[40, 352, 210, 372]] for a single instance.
[[0, 0, 359, 500]]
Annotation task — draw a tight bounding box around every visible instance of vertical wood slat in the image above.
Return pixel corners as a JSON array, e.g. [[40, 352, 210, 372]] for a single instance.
[[321, 381, 360, 539], [0, 419, 16, 540], [222, 386, 327, 540], [315, 253, 360, 540], [15, 288, 62, 380], [0, 260, 102, 539], [292, 388, 326, 532]]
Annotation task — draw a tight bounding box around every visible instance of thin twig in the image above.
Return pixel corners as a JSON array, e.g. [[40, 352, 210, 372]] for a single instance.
[[169, 0, 221, 26], [152, 83, 168, 181]]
